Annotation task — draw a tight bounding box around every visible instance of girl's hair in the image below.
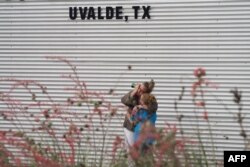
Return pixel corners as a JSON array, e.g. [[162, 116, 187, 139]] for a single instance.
[[140, 93, 156, 106], [142, 79, 155, 93]]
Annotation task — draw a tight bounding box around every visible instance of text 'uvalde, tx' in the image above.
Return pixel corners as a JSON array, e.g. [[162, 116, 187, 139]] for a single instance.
[[69, 6, 151, 22]]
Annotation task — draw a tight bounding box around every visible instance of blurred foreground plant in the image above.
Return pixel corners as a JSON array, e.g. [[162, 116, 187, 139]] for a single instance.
[[0, 57, 124, 167], [0, 61, 248, 167]]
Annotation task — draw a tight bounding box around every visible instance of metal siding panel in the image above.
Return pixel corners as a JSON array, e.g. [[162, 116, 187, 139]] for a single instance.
[[0, 0, 250, 166]]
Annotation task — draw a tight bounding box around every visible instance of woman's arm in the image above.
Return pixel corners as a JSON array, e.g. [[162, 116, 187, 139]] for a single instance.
[[121, 85, 140, 107]]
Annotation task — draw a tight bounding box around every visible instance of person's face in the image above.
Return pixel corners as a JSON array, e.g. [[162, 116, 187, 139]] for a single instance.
[[137, 83, 146, 96]]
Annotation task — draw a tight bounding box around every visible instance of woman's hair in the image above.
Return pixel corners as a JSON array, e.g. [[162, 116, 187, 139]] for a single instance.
[[140, 93, 156, 106], [142, 79, 155, 93]]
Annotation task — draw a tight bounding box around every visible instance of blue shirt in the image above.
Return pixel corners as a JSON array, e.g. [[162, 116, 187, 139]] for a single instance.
[[131, 108, 157, 142]]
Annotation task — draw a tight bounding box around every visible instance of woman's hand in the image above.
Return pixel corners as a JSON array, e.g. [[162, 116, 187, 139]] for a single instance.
[[136, 104, 147, 110], [132, 105, 139, 112], [130, 83, 141, 97], [126, 112, 132, 120], [127, 107, 132, 114], [137, 105, 144, 109], [131, 105, 141, 116]]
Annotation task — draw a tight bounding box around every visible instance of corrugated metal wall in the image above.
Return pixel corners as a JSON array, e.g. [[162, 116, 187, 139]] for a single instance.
[[0, 0, 250, 166]]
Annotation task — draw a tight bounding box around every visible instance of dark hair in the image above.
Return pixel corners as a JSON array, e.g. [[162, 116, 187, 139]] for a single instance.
[[142, 79, 155, 93]]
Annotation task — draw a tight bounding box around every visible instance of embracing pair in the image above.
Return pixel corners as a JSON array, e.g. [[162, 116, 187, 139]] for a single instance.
[[121, 80, 158, 154]]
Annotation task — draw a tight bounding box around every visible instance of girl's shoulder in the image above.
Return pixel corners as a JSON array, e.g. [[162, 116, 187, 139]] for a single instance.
[[138, 108, 151, 117], [138, 108, 149, 113]]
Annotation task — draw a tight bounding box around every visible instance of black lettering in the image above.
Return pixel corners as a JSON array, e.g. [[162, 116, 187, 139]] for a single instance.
[[98, 7, 104, 20], [124, 16, 128, 22], [70, 6, 148, 21], [69, 7, 77, 20], [87, 7, 96, 20], [116, 6, 123, 19], [106, 7, 114, 19], [142, 6, 151, 19], [132, 6, 140, 19], [79, 7, 88, 20]]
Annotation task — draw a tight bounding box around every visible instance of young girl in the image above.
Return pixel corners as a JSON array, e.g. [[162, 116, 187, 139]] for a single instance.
[[129, 93, 157, 144]]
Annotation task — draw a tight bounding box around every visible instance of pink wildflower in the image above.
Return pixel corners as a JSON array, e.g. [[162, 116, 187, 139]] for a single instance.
[[203, 111, 208, 121], [191, 81, 202, 97], [34, 116, 40, 122], [195, 101, 206, 107], [194, 67, 206, 78], [112, 136, 123, 155], [130, 149, 140, 160]]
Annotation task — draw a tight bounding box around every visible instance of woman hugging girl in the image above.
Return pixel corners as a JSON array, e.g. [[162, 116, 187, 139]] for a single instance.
[[129, 93, 157, 150]]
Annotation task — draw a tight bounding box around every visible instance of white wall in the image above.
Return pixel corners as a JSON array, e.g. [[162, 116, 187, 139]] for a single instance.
[[0, 0, 250, 166]]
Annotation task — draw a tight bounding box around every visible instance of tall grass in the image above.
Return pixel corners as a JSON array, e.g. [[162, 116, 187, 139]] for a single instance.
[[0, 59, 248, 167]]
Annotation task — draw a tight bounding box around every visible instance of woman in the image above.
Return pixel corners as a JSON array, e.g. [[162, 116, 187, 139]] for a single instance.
[[121, 80, 158, 151]]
